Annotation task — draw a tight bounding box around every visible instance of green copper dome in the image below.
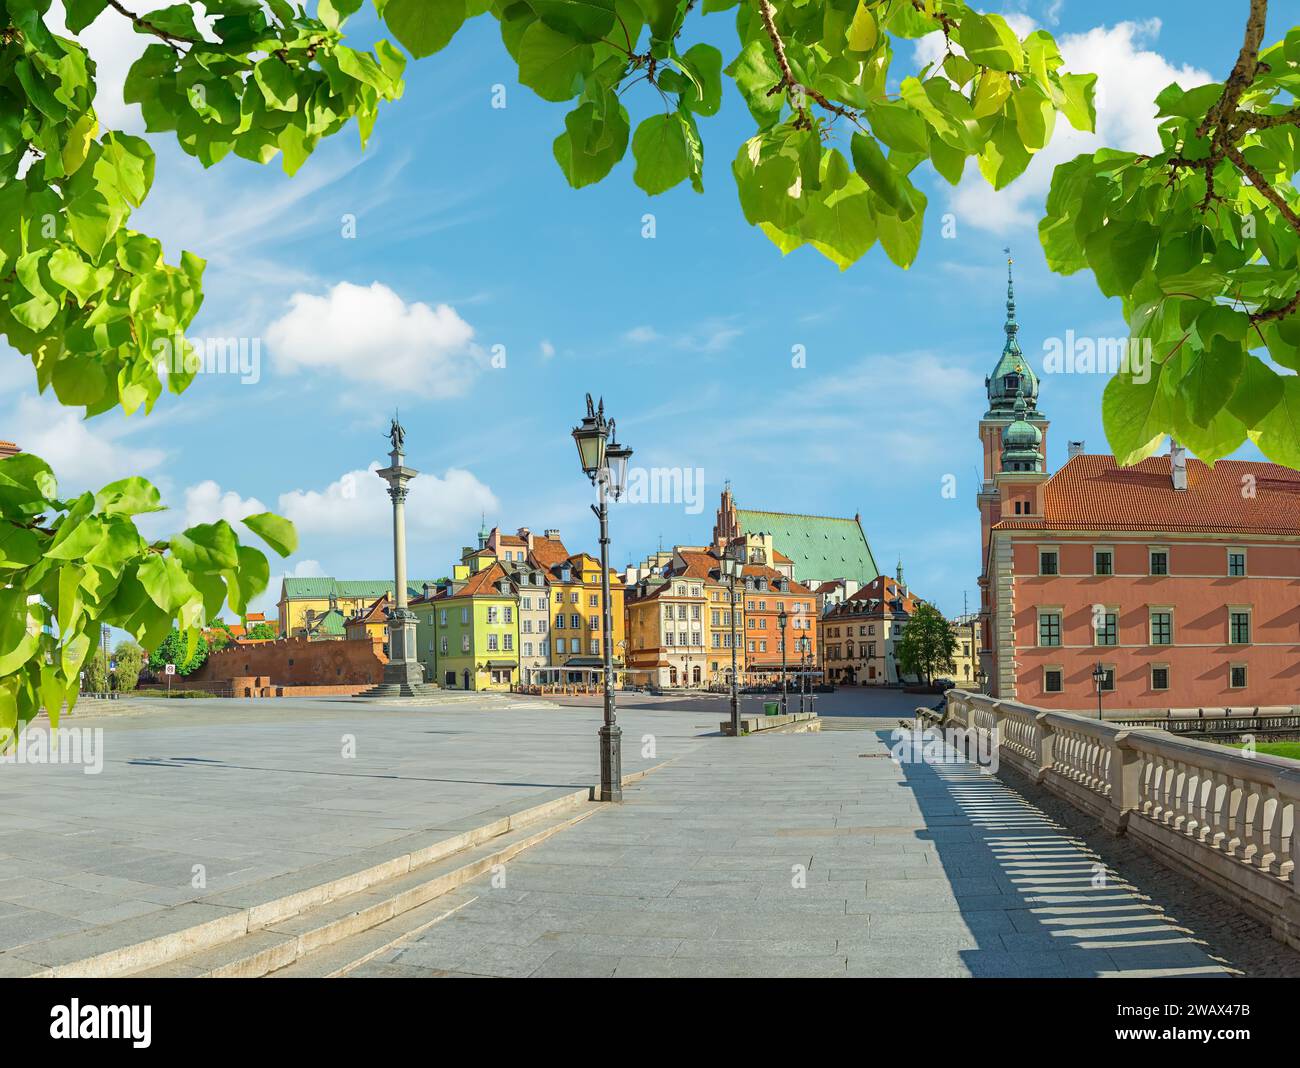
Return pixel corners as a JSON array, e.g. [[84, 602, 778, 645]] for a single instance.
[[985, 255, 1042, 418], [1001, 389, 1044, 472]]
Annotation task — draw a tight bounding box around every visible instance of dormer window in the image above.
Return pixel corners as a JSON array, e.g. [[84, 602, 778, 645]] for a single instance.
[[1004, 372, 1020, 393]]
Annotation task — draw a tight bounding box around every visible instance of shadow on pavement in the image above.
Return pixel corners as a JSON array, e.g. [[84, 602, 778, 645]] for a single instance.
[[881, 729, 1230, 978]]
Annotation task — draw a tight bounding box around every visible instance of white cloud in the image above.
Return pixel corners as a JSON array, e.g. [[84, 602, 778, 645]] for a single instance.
[[178, 479, 268, 529], [622, 320, 742, 353], [278, 461, 498, 543], [921, 19, 1213, 233], [265, 282, 484, 397], [540, 339, 556, 359], [5, 394, 165, 492]]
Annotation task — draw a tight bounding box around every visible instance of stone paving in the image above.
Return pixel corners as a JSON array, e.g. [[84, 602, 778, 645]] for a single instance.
[[356, 722, 1265, 978], [0, 693, 720, 959]]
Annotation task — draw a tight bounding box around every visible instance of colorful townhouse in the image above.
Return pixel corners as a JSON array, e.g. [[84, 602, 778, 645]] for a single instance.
[[624, 549, 715, 687], [737, 564, 818, 681], [411, 549, 519, 691], [821, 569, 924, 685], [542, 550, 626, 687], [504, 555, 551, 686], [977, 260, 1300, 711]]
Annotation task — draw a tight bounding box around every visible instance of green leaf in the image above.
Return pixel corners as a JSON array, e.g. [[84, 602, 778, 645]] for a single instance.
[[64, 0, 109, 33], [631, 113, 696, 196], [378, 0, 467, 58], [874, 187, 926, 268], [1254, 376, 1300, 468], [850, 132, 909, 215], [865, 101, 928, 154], [1103, 365, 1172, 466], [978, 114, 1032, 190], [138, 554, 199, 614], [1177, 337, 1245, 425], [1012, 81, 1055, 151], [242, 512, 297, 557], [799, 151, 876, 270], [93, 477, 164, 516], [254, 57, 300, 110], [517, 20, 593, 101], [1058, 73, 1097, 132], [725, 39, 784, 129], [170, 520, 240, 573], [845, 0, 878, 53], [526, 0, 615, 43], [959, 12, 1024, 72], [1225, 355, 1284, 427], [678, 43, 722, 117], [553, 99, 630, 188]]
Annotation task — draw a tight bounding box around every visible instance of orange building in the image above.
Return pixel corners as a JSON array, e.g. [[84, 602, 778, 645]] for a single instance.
[[978, 259, 1300, 711], [738, 564, 817, 681]]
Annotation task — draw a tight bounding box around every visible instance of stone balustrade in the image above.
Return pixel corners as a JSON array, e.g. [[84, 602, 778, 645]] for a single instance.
[[943, 689, 1300, 951]]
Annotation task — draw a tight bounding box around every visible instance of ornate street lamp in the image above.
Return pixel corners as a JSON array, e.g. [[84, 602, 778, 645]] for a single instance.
[[572, 395, 632, 802], [721, 546, 743, 736], [974, 666, 986, 694], [1093, 661, 1107, 721], [777, 605, 789, 714]]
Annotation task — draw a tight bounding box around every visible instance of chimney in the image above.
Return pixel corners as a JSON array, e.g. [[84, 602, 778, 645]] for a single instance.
[[1170, 439, 1188, 491], [1068, 440, 1085, 459], [422, 582, 433, 600]]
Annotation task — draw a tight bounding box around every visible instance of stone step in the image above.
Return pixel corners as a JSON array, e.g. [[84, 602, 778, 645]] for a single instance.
[[6, 786, 595, 978], [136, 806, 598, 978]]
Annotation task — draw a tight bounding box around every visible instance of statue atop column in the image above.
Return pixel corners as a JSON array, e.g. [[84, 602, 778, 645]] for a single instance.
[[362, 416, 436, 697]]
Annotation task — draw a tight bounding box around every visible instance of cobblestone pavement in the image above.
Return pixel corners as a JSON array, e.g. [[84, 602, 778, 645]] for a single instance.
[[356, 726, 1277, 978]]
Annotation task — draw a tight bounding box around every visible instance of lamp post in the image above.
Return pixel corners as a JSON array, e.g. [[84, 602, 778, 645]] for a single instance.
[[1093, 661, 1106, 721], [721, 547, 743, 736], [777, 605, 788, 714], [974, 667, 986, 694], [572, 395, 632, 803]]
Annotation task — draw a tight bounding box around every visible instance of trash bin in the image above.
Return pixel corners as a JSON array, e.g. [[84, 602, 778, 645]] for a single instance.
[[763, 701, 779, 716]]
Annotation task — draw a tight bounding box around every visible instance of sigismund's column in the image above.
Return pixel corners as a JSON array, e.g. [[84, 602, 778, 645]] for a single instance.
[[376, 416, 423, 691]]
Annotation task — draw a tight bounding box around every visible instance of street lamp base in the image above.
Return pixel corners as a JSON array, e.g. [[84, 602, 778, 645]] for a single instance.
[[598, 723, 622, 802]]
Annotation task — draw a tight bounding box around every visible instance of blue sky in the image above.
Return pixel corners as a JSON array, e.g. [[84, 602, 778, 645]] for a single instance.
[[5, 1, 1284, 619]]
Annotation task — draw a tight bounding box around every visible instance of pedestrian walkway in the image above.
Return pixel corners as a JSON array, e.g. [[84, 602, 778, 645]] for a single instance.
[[355, 726, 1241, 978]]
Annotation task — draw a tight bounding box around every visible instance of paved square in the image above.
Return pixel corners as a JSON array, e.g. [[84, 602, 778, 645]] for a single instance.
[[360, 723, 1240, 978]]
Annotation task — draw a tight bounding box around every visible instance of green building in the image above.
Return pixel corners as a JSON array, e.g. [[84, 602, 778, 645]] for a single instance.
[[412, 551, 520, 691]]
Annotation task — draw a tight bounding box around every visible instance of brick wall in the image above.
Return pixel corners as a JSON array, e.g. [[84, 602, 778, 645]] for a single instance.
[[192, 635, 387, 688]]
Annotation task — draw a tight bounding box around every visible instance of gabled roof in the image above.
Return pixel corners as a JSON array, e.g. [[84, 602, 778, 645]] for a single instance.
[[449, 562, 511, 599], [736, 508, 879, 584], [528, 537, 571, 569], [348, 593, 389, 626], [993, 454, 1300, 535]]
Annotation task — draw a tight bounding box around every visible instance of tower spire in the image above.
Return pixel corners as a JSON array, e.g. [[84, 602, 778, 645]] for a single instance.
[[1002, 246, 1019, 355]]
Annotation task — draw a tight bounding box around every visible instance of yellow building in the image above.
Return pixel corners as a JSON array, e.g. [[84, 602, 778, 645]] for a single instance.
[[277, 577, 439, 638], [542, 551, 626, 686], [948, 612, 980, 688]]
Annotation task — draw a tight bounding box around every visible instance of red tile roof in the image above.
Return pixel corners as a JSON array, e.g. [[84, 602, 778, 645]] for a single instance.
[[454, 562, 509, 598], [994, 454, 1300, 534], [528, 537, 571, 569]]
